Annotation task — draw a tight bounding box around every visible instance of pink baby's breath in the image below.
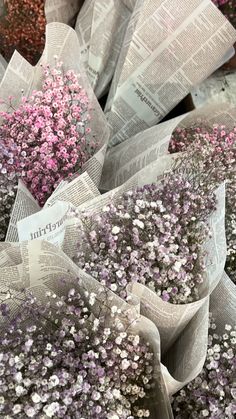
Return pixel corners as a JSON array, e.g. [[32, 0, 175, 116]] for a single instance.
[[0, 62, 98, 239]]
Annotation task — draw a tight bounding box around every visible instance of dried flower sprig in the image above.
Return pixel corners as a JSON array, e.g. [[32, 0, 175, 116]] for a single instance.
[[0, 61, 97, 239], [172, 316, 236, 418], [0, 285, 154, 418], [0, 0, 46, 64], [169, 124, 236, 284]]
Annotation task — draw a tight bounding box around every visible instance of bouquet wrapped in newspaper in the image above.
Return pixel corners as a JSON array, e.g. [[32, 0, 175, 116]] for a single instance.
[[102, 103, 236, 286], [13, 110, 234, 403], [169, 108, 236, 285], [74, 0, 236, 114], [100, 101, 235, 394], [172, 271, 236, 418], [0, 239, 172, 418], [0, 22, 109, 241], [73, 146, 226, 392], [12, 147, 222, 396]]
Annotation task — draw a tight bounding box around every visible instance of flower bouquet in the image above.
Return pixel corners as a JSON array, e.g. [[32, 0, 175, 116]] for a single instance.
[[102, 103, 236, 287], [54, 146, 223, 395], [169, 117, 236, 285], [172, 271, 236, 418], [99, 102, 236, 396], [0, 22, 109, 241], [0, 239, 172, 418]]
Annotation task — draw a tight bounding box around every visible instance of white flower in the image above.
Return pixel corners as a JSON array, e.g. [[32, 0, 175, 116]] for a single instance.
[[136, 199, 145, 208], [92, 390, 101, 400], [49, 375, 59, 387], [15, 385, 24, 396], [14, 372, 22, 383], [201, 409, 209, 417], [124, 213, 130, 219], [110, 283, 117, 291], [120, 350, 128, 359], [133, 219, 144, 229], [93, 318, 99, 331], [173, 261, 182, 272], [116, 270, 123, 279], [115, 336, 122, 345], [31, 393, 41, 403], [12, 405, 22, 414], [112, 226, 120, 235], [44, 402, 60, 418], [225, 324, 232, 331], [89, 292, 96, 306], [121, 359, 130, 370], [113, 389, 121, 399], [133, 335, 140, 346]]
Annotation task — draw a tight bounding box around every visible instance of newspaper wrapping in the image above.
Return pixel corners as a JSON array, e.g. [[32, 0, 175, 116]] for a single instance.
[[16, 153, 227, 395], [75, 0, 133, 98], [210, 271, 236, 335], [7, 172, 100, 251], [45, 0, 84, 25], [0, 239, 173, 419], [101, 102, 236, 190], [103, 0, 236, 146], [0, 54, 6, 83]]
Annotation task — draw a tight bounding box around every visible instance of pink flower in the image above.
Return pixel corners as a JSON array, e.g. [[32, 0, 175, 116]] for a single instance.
[[0, 61, 97, 213]]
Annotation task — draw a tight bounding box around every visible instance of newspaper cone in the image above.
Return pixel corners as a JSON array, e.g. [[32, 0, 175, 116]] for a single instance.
[[101, 102, 236, 190], [0, 239, 173, 419], [0, 54, 6, 84], [45, 0, 85, 25], [103, 0, 236, 146], [75, 0, 132, 98], [210, 271, 236, 334]]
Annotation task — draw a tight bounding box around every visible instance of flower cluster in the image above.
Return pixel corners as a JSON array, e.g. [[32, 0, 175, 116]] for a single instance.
[[212, 0, 236, 28], [76, 169, 216, 304], [169, 124, 236, 284], [172, 317, 236, 418], [0, 0, 46, 64], [212, 0, 230, 5], [0, 61, 97, 239], [0, 285, 154, 418]]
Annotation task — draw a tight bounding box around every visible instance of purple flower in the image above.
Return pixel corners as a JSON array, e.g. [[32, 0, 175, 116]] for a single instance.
[[172, 317, 236, 418], [0, 285, 154, 418]]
